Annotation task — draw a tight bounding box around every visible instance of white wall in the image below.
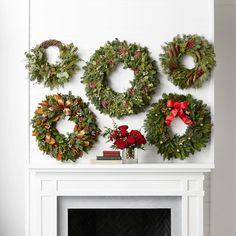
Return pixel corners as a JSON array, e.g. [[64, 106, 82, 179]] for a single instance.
[[0, 0, 234, 236], [29, 0, 214, 166], [0, 0, 28, 235]]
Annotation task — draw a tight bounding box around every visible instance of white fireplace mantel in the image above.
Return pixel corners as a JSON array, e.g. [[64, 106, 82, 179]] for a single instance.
[[27, 163, 213, 236], [28, 163, 214, 173]]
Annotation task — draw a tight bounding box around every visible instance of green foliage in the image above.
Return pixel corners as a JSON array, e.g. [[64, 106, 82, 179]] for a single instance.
[[81, 39, 159, 118], [144, 93, 212, 160], [160, 34, 216, 89], [25, 41, 81, 89], [31, 92, 100, 162]]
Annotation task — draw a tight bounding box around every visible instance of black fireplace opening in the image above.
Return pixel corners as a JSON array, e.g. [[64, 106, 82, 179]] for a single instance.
[[68, 208, 171, 236]]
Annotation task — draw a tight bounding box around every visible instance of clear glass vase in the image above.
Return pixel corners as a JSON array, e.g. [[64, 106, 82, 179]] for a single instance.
[[122, 148, 138, 164]]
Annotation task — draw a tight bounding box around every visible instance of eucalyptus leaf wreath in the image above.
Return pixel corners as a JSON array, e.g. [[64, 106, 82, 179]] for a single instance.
[[81, 39, 159, 118], [26, 39, 81, 89]]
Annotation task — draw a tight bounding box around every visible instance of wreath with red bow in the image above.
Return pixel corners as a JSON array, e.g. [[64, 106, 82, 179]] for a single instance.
[[32, 92, 100, 162], [160, 34, 216, 89], [144, 93, 212, 160]]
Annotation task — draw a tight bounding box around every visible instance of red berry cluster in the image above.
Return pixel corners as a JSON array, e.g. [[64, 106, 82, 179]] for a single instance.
[[109, 125, 147, 150]]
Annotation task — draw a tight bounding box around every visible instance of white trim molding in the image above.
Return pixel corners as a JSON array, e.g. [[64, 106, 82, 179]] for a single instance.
[[28, 165, 209, 236], [28, 163, 214, 173]]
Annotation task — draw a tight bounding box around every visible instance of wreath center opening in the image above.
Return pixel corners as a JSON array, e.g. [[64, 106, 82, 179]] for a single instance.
[[108, 64, 134, 93], [180, 55, 195, 69], [45, 46, 60, 65], [56, 116, 75, 136], [169, 116, 188, 136]]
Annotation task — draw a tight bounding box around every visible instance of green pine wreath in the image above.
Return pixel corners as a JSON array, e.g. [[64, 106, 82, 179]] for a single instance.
[[25, 39, 81, 89], [160, 34, 216, 89], [81, 39, 159, 118], [32, 92, 100, 162], [144, 93, 212, 160]]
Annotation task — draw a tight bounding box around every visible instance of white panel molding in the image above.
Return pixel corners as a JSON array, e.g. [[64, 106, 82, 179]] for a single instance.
[[28, 167, 206, 236]]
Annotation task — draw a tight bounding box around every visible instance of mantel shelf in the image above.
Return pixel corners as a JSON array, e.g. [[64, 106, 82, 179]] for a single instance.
[[28, 163, 214, 173]]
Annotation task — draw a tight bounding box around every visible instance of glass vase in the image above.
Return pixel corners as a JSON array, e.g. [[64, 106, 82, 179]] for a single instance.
[[122, 147, 138, 164]]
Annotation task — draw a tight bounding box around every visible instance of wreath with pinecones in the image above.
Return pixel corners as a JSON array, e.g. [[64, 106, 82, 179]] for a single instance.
[[32, 92, 100, 162], [81, 39, 159, 118], [144, 93, 212, 160], [160, 34, 216, 89], [25, 39, 81, 89]]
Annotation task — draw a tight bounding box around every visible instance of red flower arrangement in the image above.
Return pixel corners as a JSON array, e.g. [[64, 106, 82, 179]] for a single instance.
[[104, 124, 147, 150]]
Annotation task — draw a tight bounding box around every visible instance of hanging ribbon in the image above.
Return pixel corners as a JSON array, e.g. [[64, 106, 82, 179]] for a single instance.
[[165, 100, 192, 126]]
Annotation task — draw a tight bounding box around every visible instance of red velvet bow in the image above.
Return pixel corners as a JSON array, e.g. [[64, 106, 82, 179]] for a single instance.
[[165, 100, 192, 126]]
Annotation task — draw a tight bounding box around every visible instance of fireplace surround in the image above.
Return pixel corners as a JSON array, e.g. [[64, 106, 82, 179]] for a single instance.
[[27, 164, 212, 236], [59, 196, 179, 236]]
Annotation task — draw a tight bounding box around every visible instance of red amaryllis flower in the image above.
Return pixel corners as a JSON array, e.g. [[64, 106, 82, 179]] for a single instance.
[[120, 129, 129, 137], [130, 130, 147, 145], [130, 130, 141, 136], [104, 124, 146, 150], [135, 134, 147, 145], [127, 135, 136, 145], [111, 130, 118, 140], [114, 139, 127, 149], [118, 125, 128, 131]]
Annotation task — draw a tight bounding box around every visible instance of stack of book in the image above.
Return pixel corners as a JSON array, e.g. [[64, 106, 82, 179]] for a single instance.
[[91, 150, 122, 164]]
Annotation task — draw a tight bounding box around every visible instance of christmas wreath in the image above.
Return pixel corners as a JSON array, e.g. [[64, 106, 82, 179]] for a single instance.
[[144, 93, 212, 160], [32, 92, 100, 162], [81, 39, 159, 118], [159, 34, 216, 89], [25, 39, 81, 89]]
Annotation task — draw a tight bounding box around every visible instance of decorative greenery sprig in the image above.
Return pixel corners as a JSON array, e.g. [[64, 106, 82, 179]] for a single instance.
[[160, 34, 216, 89], [32, 92, 100, 162], [81, 39, 159, 118], [25, 39, 81, 89], [144, 93, 212, 160]]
